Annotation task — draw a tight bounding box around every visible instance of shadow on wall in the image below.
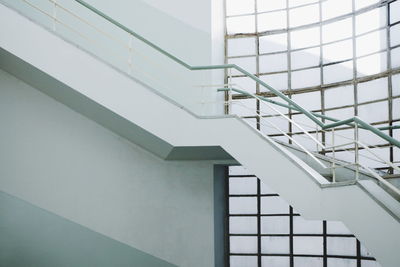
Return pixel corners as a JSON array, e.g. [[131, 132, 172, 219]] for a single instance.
[[0, 190, 176, 267]]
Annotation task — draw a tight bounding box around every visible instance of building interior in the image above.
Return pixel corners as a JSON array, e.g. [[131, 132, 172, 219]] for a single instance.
[[0, 0, 399, 266]]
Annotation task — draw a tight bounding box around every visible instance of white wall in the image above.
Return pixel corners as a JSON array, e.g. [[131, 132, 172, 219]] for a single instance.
[[1, 0, 225, 115], [0, 68, 216, 267]]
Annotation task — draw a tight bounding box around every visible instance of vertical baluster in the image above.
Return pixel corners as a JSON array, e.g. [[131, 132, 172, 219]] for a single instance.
[[316, 125, 319, 153], [355, 123, 360, 180], [228, 68, 232, 114], [332, 128, 336, 183]]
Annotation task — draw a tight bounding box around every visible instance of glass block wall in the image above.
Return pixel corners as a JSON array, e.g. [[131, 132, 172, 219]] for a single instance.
[[225, 0, 400, 173], [227, 166, 380, 267]]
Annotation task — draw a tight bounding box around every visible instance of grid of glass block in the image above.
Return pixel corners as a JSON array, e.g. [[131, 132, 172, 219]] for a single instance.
[[224, 0, 400, 173], [227, 166, 381, 267]]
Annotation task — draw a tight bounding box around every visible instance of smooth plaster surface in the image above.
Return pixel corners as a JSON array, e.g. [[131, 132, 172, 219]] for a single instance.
[[0, 68, 216, 267]]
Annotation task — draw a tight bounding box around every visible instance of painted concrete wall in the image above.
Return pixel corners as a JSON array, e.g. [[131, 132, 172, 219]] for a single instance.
[[2, 5, 400, 266], [0, 190, 175, 267], [0, 68, 216, 267], [1, 0, 225, 115]]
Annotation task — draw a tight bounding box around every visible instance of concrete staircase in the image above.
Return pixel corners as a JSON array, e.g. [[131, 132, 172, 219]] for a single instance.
[[1, 4, 399, 266]]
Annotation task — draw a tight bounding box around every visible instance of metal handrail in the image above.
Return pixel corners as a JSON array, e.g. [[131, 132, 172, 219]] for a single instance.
[[221, 87, 399, 171], [9, 0, 399, 151], [71, 0, 400, 149], [9, 0, 399, 196]]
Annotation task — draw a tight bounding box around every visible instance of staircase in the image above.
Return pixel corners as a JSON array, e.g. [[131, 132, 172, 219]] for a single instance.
[[0, 1, 399, 266]]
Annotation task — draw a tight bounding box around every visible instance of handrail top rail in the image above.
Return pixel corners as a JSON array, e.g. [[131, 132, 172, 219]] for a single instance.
[[74, 0, 399, 148]]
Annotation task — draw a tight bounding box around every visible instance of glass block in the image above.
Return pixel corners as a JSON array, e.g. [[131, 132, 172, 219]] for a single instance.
[[357, 78, 388, 103], [261, 216, 290, 234], [259, 96, 289, 116], [355, 0, 379, 10], [325, 107, 354, 121], [261, 256, 290, 267], [226, 0, 255, 16], [358, 127, 390, 146], [259, 33, 287, 54], [359, 146, 390, 169], [392, 98, 400, 119], [392, 46, 400, 68], [260, 73, 289, 91], [228, 37, 256, 57], [291, 91, 321, 111], [355, 7, 386, 35], [293, 216, 323, 234], [358, 101, 388, 123], [390, 23, 400, 47], [357, 52, 387, 77], [258, 10, 287, 31], [293, 236, 323, 255], [289, 4, 320, 27], [230, 256, 258, 267], [230, 216, 258, 234], [227, 15, 256, 34], [327, 237, 357, 256], [261, 196, 289, 214], [229, 197, 258, 214], [259, 53, 288, 73], [290, 113, 319, 131], [327, 258, 357, 267], [291, 47, 320, 70], [323, 39, 353, 63], [294, 257, 324, 267], [324, 85, 354, 109], [323, 61, 353, 84], [291, 27, 320, 49], [261, 236, 290, 254], [292, 68, 321, 89], [229, 165, 252, 176], [230, 236, 258, 253], [260, 116, 289, 135], [393, 74, 400, 96], [322, 18, 352, 43], [390, 0, 400, 24], [356, 30, 387, 57], [257, 0, 286, 12], [228, 56, 257, 75], [322, 0, 352, 20], [230, 98, 257, 117], [231, 76, 257, 94], [229, 177, 258, 195]]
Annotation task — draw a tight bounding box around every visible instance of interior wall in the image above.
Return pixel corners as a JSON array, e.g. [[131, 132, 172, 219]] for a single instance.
[[0, 190, 175, 267], [1, 0, 225, 115], [0, 68, 216, 267]]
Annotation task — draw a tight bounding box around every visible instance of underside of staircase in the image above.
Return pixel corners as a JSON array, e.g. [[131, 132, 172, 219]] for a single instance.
[[1, 3, 400, 266]]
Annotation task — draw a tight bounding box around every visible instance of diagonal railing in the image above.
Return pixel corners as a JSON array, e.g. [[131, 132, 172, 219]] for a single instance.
[[74, 0, 400, 149], [3, 0, 399, 195]]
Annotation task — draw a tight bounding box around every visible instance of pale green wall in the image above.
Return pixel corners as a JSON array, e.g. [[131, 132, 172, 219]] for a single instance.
[[0, 190, 175, 267], [0, 68, 217, 267]]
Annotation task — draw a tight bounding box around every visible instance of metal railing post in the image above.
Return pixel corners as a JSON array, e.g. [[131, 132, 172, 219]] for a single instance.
[[316, 125, 319, 153], [355, 123, 360, 180], [227, 68, 232, 114]]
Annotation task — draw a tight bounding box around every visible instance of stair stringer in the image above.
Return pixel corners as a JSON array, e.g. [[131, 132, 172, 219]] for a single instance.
[[0, 4, 399, 266]]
